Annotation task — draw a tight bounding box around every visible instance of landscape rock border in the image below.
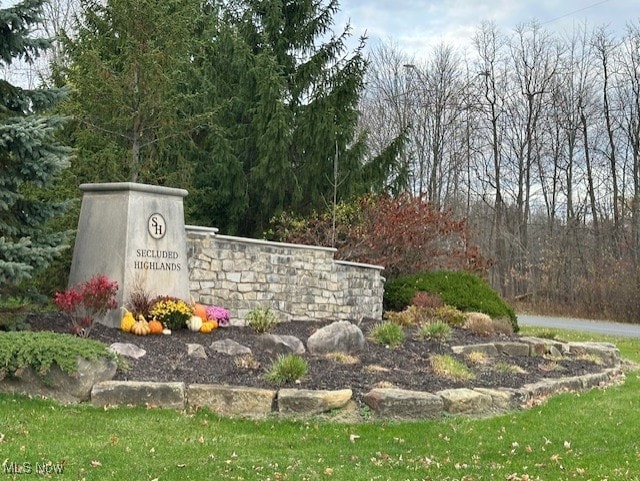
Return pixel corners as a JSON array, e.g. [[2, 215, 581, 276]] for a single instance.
[[0, 336, 625, 420], [88, 337, 625, 420]]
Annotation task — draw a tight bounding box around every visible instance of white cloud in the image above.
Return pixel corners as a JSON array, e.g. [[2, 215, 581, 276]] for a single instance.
[[335, 0, 638, 59]]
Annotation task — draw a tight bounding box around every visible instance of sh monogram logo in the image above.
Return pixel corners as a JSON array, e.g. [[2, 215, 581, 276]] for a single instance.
[[148, 213, 166, 239]]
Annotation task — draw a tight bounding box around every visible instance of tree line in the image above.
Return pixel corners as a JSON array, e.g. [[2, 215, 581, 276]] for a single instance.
[[4, 0, 640, 321], [361, 20, 640, 321]]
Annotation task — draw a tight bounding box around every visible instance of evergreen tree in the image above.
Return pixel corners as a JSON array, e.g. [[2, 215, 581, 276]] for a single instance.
[[0, 0, 71, 285], [188, 0, 405, 236], [58, 0, 204, 185]]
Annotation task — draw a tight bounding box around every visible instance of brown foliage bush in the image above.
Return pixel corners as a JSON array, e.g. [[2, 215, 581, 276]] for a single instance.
[[411, 291, 444, 309], [463, 312, 495, 337], [268, 194, 489, 279]]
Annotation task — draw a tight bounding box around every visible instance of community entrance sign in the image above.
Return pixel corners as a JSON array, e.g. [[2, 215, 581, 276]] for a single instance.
[[68, 183, 191, 327]]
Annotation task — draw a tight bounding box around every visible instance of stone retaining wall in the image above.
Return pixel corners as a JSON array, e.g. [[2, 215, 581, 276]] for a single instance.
[[89, 367, 625, 420], [186, 226, 385, 323]]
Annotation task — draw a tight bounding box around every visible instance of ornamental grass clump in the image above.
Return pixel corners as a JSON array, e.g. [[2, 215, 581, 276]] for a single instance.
[[435, 305, 466, 327], [149, 296, 193, 330], [264, 354, 308, 385], [417, 320, 452, 342], [53, 274, 118, 337], [430, 354, 475, 381], [246, 306, 279, 333], [385, 305, 438, 327], [369, 322, 405, 348], [464, 312, 495, 337]]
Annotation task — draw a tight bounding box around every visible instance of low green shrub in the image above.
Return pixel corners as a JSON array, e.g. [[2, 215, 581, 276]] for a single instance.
[[264, 354, 308, 385], [246, 306, 280, 333], [0, 297, 33, 332], [384, 271, 518, 331], [0, 331, 118, 378], [369, 322, 405, 348]]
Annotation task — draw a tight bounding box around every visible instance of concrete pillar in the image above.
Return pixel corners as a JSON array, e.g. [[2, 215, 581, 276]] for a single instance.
[[68, 183, 190, 327]]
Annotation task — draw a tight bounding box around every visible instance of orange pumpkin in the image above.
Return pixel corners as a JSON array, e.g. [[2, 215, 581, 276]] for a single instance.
[[148, 319, 163, 334], [194, 303, 208, 320]]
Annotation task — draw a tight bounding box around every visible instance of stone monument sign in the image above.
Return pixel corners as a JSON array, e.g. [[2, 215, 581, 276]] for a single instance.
[[68, 182, 191, 327]]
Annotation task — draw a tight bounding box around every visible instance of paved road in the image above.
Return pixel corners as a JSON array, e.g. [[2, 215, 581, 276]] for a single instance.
[[518, 314, 640, 338]]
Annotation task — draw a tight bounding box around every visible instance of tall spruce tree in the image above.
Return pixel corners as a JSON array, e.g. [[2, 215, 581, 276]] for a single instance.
[[188, 0, 404, 236], [58, 0, 203, 185], [0, 0, 71, 285]]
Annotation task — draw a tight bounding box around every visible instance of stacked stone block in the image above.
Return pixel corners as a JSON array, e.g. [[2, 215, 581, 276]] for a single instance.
[[186, 226, 384, 323]]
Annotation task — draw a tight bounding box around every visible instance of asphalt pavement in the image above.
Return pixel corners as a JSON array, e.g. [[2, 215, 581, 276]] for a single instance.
[[517, 314, 640, 338]]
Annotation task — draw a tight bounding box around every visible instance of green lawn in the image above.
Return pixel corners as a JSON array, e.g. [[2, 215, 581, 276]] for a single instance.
[[1, 326, 639, 480]]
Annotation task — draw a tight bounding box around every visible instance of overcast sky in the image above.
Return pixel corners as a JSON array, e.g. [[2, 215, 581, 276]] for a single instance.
[[334, 0, 638, 59]]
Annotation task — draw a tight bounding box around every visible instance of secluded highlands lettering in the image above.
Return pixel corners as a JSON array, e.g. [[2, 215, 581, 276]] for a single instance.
[[134, 248, 181, 271]]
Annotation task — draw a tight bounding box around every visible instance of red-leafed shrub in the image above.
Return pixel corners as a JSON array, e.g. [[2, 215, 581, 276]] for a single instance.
[[411, 291, 444, 309], [54, 274, 118, 337], [268, 194, 489, 279]]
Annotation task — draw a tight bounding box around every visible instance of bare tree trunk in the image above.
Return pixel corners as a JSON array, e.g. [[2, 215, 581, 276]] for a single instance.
[[593, 28, 621, 253]]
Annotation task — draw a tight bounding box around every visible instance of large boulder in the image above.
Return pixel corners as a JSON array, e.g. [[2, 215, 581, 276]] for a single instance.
[[210, 339, 252, 356], [307, 321, 365, 355], [110, 342, 146, 359], [0, 357, 117, 404], [257, 334, 305, 355], [187, 343, 208, 359]]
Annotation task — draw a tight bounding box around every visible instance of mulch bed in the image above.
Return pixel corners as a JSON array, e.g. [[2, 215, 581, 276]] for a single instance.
[[27, 313, 603, 403]]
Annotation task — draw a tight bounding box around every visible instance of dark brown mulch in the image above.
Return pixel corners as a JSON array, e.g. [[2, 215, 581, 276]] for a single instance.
[[27, 313, 602, 404]]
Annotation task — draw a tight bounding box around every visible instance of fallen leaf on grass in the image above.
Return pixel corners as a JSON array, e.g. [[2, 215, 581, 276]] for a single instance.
[[349, 434, 360, 443], [90, 460, 102, 468]]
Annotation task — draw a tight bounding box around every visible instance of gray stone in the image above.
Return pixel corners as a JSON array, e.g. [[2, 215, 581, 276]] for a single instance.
[[522, 379, 566, 398], [580, 368, 624, 388], [187, 343, 208, 359], [110, 342, 146, 359], [307, 321, 365, 355], [187, 384, 276, 417], [91, 381, 185, 409], [69, 183, 191, 328], [257, 334, 305, 355], [210, 339, 252, 356], [568, 342, 620, 366], [494, 342, 531, 357], [436, 388, 493, 415], [473, 388, 525, 412], [363, 388, 444, 419], [548, 345, 563, 358], [520, 337, 568, 357], [451, 343, 499, 356], [277, 388, 352, 415], [0, 357, 117, 404]]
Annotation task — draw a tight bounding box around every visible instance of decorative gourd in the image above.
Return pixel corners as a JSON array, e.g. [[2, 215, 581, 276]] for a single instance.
[[187, 315, 203, 332], [148, 319, 163, 334], [199, 321, 217, 334], [162, 328, 172, 335], [131, 320, 150, 336], [194, 303, 208, 320], [120, 308, 135, 333]]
